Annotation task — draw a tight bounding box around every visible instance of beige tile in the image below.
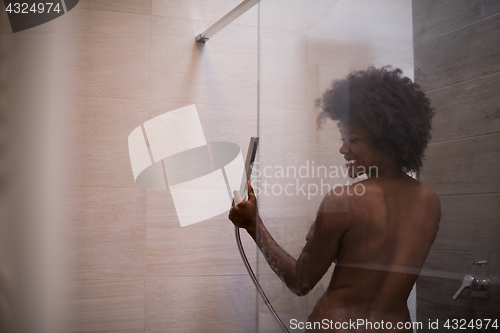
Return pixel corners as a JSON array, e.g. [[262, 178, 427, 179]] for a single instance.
[[146, 223, 257, 276], [149, 69, 258, 112], [150, 15, 258, 74], [307, 33, 415, 88], [66, 277, 145, 333], [145, 101, 260, 230], [65, 96, 149, 187], [148, 101, 258, 147], [260, 0, 308, 32], [151, 0, 257, 27], [259, 27, 308, 72], [258, 107, 309, 160], [67, 9, 150, 99], [146, 188, 179, 227], [259, 28, 310, 111], [147, 187, 240, 227], [149, 16, 258, 107], [259, 66, 310, 111], [194, 103, 259, 147], [307, 0, 413, 45], [69, 251, 146, 278], [64, 186, 146, 277], [252, 119, 332, 217], [146, 276, 256, 333], [78, 0, 152, 15]]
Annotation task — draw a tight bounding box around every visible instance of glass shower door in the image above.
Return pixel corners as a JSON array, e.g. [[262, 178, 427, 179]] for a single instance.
[[255, 0, 417, 331]]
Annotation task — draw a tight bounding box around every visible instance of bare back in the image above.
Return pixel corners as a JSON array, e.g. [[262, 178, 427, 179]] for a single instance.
[[308, 176, 440, 332]]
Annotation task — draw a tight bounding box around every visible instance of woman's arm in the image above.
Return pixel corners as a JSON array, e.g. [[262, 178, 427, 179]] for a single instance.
[[229, 181, 350, 296]]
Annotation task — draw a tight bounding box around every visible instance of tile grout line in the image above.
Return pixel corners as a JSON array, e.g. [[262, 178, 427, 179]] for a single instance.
[[424, 70, 500, 94], [67, 94, 273, 111], [67, 94, 149, 102], [429, 131, 500, 145], [414, 11, 500, 46], [72, 7, 261, 29]]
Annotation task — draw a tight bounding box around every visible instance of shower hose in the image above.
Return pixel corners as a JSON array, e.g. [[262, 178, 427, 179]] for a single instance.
[[235, 226, 290, 333]]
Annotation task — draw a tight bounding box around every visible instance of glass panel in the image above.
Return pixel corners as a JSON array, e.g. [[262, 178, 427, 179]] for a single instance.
[[256, 0, 417, 331], [255, 0, 500, 331]]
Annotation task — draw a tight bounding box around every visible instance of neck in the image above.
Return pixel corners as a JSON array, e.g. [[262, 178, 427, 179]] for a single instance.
[[369, 165, 406, 179]]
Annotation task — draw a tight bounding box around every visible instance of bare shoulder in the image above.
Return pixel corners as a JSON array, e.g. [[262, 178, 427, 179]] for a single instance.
[[315, 187, 354, 231], [320, 180, 373, 208], [349, 178, 385, 204], [320, 180, 385, 216], [416, 181, 442, 220], [419, 181, 440, 202], [317, 181, 379, 226]]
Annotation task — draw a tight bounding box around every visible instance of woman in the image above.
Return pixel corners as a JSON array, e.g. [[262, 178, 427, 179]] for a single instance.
[[229, 66, 440, 332]]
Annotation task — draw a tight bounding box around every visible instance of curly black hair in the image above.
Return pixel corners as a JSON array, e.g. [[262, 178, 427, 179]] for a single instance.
[[316, 66, 435, 179]]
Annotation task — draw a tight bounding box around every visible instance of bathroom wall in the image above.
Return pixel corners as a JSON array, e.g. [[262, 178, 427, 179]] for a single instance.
[[59, 1, 415, 332], [62, 1, 259, 332], [11, 1, 500, 331], [413, 0, 500, 328]]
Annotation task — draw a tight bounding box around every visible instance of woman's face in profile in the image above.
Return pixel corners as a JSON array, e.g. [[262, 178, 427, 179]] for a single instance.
[[339, 124, 386, 178]]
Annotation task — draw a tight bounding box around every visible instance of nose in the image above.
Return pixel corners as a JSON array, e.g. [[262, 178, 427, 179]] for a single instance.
[[339, 141, 349, 155]]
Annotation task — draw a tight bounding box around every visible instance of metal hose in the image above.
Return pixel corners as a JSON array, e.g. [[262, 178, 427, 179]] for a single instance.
[[235, 226, 290, 332]]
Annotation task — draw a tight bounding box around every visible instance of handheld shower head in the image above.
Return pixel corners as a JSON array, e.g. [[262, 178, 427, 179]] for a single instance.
[[234, 137, 259, 204]]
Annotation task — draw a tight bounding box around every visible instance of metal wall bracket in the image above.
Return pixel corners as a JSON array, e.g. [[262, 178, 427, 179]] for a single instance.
[[195, 34, 209, 43], [195, 0, 260, 43]]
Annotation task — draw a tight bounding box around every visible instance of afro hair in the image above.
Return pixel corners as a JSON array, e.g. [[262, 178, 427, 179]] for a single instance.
[[316, 66, 435, 179]]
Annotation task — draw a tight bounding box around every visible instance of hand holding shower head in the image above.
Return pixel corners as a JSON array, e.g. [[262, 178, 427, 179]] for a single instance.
[[232, 138, 290, 332], [233, 137, 259, 205]]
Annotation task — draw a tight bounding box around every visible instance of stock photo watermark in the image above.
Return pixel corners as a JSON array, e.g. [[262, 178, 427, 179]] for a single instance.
[[289, 318, 499, 331], [250, 161, 378, 200], [3, 1, 80, 33]]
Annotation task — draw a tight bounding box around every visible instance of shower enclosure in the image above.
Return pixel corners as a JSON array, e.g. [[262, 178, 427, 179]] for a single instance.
[[1, 1, 498, 332], [254, 0, 416, 330], [253, 0, 499, 331]]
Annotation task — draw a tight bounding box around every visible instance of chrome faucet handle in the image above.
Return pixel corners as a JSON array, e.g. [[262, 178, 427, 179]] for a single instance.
[[471, 276, 490, 299], [453, 274, 473, 300]]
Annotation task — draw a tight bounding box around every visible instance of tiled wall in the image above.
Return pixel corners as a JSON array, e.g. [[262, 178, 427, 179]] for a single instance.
[[60, 1, 414, 332], [413, 1, 500, 328], [64, 1, 259, 332]]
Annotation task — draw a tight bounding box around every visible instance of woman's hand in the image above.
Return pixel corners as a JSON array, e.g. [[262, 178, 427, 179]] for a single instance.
[[228, 180, 258, 232]]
